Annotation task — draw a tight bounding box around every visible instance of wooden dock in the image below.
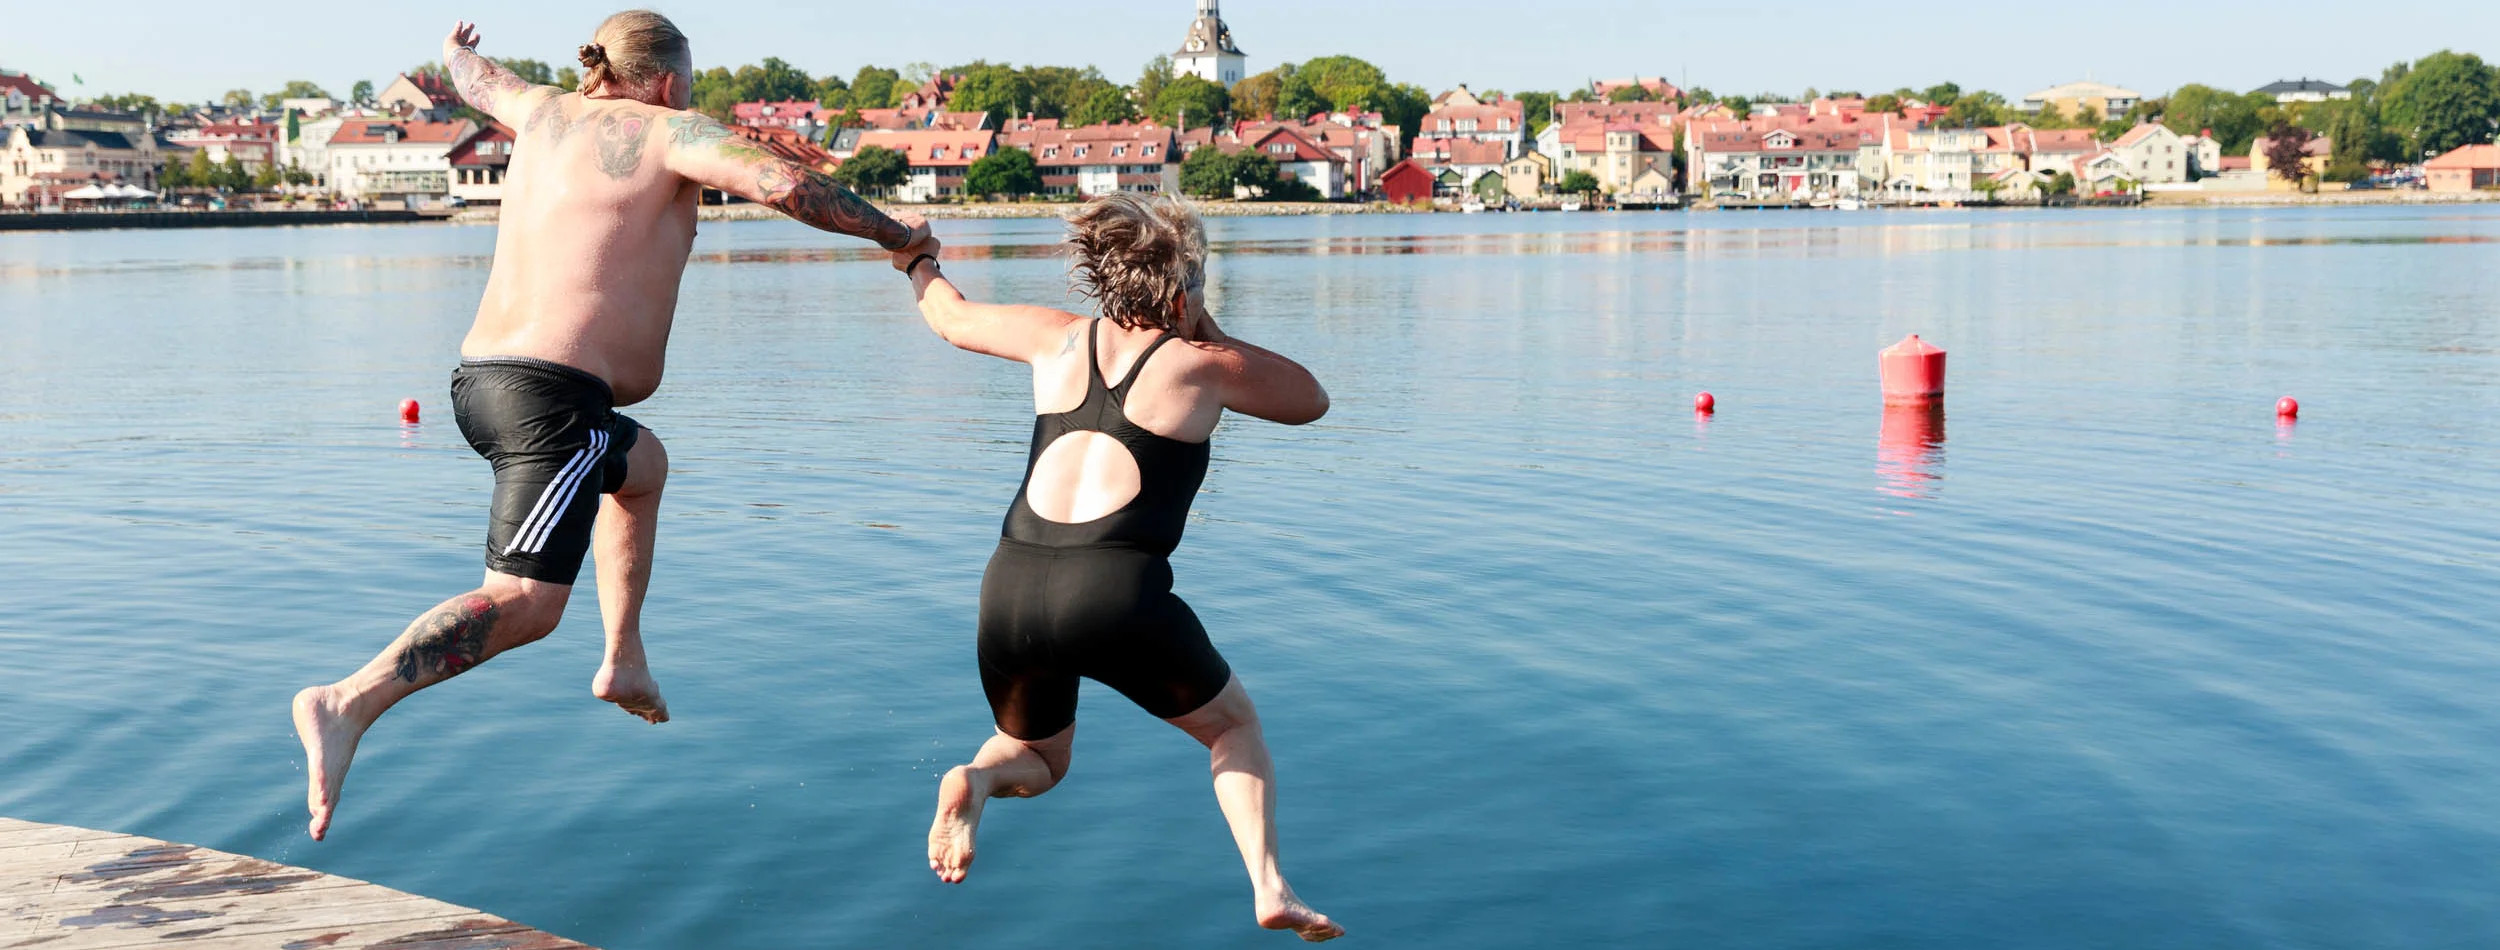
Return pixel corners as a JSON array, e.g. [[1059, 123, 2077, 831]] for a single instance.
[[1, 817, 593, 949]]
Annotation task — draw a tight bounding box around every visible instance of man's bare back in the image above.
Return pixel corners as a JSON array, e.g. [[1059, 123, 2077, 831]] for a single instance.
[[443, 22, 927, 404]]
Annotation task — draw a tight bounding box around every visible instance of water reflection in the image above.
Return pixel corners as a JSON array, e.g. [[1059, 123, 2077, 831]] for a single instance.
[[1877, 402, 1947, 499]]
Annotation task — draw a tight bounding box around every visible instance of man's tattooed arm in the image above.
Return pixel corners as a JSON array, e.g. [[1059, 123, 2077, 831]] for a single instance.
[[389, 595, 498, 684], [660, 114, 917, 249], [445, 46, 553, 126]]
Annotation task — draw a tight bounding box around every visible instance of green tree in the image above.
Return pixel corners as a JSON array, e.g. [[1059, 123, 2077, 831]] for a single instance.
[[283, 159, 314, 186], [1920, 82, 1963, 106], [834, 145, 908, 196], [2046, 171, 2077, 196], [731, 57, 816, 103], [811, 74, 848, 108], [1369, 82, 1432, 149], [1025, 66, 1112, 120], [1134, 56, 1174, 115], [1180, 145, 1239, 198], [965, 146, 1042, 198], [1606, 84, 1654, 103], [349, 80, 374, 106], [1557, 170, 1600, 195], [1229, 152, 1281, 194], [556, 67, 580, 91], [1295, 55, 1387, 110], [1275, 70, 1326, 121], [258, 81, 331, 110], [949, 65, 1036, 127], [691, 66, 738, 119], [1069, 85, 1138, 127], [1264, 172, 1322, 202], [1233, 69, 1285, 119], [1945, 90, 2008, 127], [2380, 50, 2500, 157], [1515, 91, 1559, 137], [221, 89, 256, 109], [216, 155, 252, 191], [2160, 84, 2277, 153], [252, 163, 282, 190], [1723, 96, 1753, 118], [1151, 74, 1229, 129], [186, 150, 215, 188], [850, 66, 901, 111], [1865, 93, 1901, 114], [90, 92, 161, 114], [159, 156, 191, 189]]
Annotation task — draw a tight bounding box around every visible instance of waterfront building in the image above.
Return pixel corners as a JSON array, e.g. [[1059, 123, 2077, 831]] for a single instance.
[[1502, 150, 1550, 200], [2106, 123, 2192, 184], [2425, 145, 2500, 192], [1171, 0, 1247, 85], [1689, 119, 1863, 199], [733, 100, 827, 137], [1422, 87, 1528, 159], [851, 129, 994, 202], [2249, 133, 2333, 189], [323, 118, 474, 203], [1537, 101, 1677, 176], [2, 106, 172, 207], [2253, 79, 2352, 104], [166, 119, 281, 170], [1, 70, 64, 124], [447, 122, 514, 205], [1379, 157, 1434, 204], [2019, 80, 2141, 121], [997, 122, 1178, 197]]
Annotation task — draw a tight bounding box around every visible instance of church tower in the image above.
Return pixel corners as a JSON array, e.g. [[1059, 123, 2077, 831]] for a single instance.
[[1171, 0, 1247, 86]]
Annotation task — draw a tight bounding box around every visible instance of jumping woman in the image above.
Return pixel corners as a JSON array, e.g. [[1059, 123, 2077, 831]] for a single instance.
[[897, 194, 1342, 942]]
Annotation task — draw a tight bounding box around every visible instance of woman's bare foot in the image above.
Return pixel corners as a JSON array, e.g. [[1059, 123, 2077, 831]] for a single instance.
[[1256, 890, 1345, 942], [927, 766, 988, 884], [291, 685, 368, 841], [591, 662, 669, 724]]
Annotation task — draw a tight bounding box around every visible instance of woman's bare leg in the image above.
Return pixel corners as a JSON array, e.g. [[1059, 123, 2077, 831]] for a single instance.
[[291, 573, 570, 840], [928, 725, 1074, 883], [590, 430, 668, 723], [1168, 677, 1344, 942]]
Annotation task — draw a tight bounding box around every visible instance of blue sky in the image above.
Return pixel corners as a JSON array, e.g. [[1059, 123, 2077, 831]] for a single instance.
[[14, 1, 2497, 105]]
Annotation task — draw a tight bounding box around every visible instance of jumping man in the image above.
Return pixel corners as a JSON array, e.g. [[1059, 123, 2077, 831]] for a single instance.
[[291, 11, 930, 840]]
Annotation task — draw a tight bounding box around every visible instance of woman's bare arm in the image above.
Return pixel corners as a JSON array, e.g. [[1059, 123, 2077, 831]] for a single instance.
[[1191, 313, 1329, 425], [905, 254, 1082, 363]]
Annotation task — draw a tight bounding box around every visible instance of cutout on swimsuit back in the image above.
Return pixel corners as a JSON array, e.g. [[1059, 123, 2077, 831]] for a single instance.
[[1022, 430, 1142, 524]]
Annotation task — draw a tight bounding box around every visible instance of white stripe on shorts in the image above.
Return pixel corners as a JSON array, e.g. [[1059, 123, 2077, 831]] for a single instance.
[[503, 429, 607, 556]]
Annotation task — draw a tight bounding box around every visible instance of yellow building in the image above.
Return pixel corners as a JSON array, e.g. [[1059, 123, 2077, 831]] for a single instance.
[[2250, 134, 2332, 191], [2019, 80, 2142, 121], [1503, 151, 1550, 199]]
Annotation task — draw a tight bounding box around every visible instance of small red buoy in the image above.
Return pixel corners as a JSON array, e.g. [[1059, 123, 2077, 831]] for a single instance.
[[2276, 397, 2298, 419], [1695, 392, 1716, 413], [1880, 334, 1947, 404], [399, 399, 421, 424]]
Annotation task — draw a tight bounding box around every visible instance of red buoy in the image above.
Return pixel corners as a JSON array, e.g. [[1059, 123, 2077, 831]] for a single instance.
[[1880, 334, 1947, 405], [1695, 391, 1716, 413], [399, 399, 421, 424], [2276, 397, 2298, 419]]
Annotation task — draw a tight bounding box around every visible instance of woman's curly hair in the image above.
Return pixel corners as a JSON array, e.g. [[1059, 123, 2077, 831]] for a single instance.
[[1065, 194, 1207, 330]]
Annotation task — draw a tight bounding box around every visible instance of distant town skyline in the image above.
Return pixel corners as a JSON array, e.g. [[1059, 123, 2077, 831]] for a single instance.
[[13, 0, 2496, 107]]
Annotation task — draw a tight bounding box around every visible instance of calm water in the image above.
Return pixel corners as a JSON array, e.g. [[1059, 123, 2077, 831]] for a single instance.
[[3, 207, 2497, 949]]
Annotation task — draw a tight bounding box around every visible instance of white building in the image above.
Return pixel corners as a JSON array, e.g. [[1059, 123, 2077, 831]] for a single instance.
[[1171, 0, 1247, 86], [2105, 123, 2192, 185], [324, 118, 473, 203]]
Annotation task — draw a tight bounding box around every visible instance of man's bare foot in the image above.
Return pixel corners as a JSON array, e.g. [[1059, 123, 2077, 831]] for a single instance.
[[1257, 891, 1345, 942], [927, 765, 987, 884], [591, 662, 669, 724], [291, 685, 367, 841]]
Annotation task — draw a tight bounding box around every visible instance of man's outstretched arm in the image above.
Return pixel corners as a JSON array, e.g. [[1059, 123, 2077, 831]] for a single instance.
[[441, 21, 557, 128], [659, 113, 926, 251]]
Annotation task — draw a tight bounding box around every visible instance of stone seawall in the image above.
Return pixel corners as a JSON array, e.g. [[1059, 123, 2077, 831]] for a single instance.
[[0, 210, 428, 231]]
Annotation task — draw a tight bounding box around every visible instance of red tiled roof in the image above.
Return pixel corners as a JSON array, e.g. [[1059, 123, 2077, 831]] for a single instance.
[[0, 72, 54, 100], [2253, 134, 2333, 158], [1408, 136, 1508, 165], [850, 129, 995, 167], [1422, 101, 1526, 137], [731, 125, 837, 168], [2218, 156, 2253, 171], [2111, 124, 2175, 148], [1688, 119, 1860, 154], [331, 119, 475, 145], [2029, 129, 2099, 153], [1247, 125, 1342, 164], [854, 107, 989, 131], [1000, 122, 1173, 164], [2426, 144, 2500, 170], [447, 121, 516, 166]]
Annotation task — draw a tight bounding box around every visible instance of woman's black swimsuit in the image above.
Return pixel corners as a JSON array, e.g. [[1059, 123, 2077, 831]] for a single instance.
[[977, 321, 1230, 740]]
